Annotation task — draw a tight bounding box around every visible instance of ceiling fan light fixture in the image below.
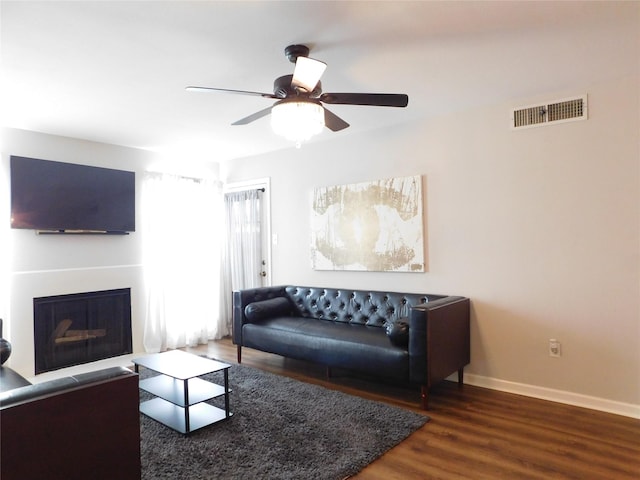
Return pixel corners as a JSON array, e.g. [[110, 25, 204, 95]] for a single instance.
[[271, 99, 324, 147]]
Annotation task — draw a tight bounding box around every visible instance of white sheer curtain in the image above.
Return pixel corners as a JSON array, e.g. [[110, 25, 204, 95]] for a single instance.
[[141, 171, 227, 352], [223, 189, 263, 291]]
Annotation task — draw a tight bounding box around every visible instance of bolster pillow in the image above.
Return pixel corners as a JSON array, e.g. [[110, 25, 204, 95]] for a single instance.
[[385, 319, 410, 347], [244, 297, 291, 322]]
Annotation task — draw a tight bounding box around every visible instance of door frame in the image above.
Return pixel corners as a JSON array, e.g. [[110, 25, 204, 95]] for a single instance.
[[223, 177, 272, 287]]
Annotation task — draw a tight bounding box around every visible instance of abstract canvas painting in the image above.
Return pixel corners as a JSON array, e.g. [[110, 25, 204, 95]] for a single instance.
[[311, 175, 425, 272]]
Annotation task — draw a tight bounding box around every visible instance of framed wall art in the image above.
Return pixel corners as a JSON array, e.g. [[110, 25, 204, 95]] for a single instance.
[[311, 175, 425, 272]]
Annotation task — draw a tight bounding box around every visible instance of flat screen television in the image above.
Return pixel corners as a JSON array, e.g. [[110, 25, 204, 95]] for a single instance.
[[10, 156, 135, 233]]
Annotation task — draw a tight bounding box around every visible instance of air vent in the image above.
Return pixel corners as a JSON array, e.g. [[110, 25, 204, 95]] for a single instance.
[[512, 95, 587, 129]]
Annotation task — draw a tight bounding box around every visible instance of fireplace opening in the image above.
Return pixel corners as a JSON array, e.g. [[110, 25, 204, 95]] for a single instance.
[[33, 288, 133, 374]]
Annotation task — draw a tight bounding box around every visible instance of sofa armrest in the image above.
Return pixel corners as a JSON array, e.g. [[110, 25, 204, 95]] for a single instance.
[[0, 366, 135, 408], [232, 285, 288, 345], [408, 296, 470, 386]]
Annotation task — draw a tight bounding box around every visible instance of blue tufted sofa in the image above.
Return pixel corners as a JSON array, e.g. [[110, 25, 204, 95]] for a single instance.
[[232, 285, 470, 409]]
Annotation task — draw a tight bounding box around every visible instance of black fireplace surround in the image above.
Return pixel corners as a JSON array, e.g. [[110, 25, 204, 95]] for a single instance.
[[33, 288, 132, 374]]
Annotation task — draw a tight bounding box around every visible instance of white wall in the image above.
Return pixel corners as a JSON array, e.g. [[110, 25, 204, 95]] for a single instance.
[[2, 74, 636, 416], [1, 128, 218, 377], [221, 74, 640, 416]]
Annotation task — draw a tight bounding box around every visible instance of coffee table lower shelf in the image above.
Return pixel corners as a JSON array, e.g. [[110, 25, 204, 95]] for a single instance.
[[140, 398, 233, 434]]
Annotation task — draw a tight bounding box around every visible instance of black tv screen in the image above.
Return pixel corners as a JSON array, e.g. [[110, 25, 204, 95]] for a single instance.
[[10, 156, 135, 233]]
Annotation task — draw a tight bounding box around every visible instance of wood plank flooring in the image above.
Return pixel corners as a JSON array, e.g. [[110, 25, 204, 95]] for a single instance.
[[185, 338, 640, 479]]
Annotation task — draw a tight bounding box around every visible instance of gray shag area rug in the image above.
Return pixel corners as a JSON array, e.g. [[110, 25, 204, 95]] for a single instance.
[[139, 360, 428, 480]]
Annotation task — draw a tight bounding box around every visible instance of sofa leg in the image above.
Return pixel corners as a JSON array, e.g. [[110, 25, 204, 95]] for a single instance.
[[458, 368, 464, 387], [237, 345, 242, 364], [421, 385, 429, 410]]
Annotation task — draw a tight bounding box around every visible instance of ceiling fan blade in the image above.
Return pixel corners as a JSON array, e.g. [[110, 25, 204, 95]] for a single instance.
[[291, 56, 327, 93], [320, 93, 409, 107], [323, 107, 350, 132], [231, 106, 273, 125], [186, 86, 277, 99]]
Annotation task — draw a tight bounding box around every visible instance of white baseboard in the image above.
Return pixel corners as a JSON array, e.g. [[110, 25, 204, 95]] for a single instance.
[[456, 373, 640, 419]]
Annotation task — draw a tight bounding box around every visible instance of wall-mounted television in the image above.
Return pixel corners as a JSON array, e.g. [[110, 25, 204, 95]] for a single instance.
[[10, 156, 135, 234]]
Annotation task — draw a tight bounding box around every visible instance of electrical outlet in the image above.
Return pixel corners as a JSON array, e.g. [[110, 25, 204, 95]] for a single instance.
[[549, 339, 561, 357]]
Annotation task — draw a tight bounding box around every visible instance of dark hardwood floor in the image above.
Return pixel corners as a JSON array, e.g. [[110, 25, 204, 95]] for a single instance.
[[185, 338, 640, 479]]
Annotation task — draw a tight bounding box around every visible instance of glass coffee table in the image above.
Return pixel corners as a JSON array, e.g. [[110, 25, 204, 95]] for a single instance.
[[132, 350, 232, 435]]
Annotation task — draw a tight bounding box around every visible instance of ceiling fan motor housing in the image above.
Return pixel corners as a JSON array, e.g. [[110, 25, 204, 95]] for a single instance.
[[274, 74, 322, 98]]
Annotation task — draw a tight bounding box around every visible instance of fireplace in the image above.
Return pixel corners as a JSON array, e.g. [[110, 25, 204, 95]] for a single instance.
[[33, 288, 133, 374]]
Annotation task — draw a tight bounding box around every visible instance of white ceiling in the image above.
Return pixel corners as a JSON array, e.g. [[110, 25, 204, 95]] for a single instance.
[[1, 1, 638, 162]]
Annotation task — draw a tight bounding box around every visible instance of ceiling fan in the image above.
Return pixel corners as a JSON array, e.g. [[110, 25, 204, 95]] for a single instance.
[[186, 45, 409, 140]]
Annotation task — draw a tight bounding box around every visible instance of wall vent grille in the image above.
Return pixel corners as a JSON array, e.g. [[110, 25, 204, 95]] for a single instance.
[[512, 95, 587, 129]]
